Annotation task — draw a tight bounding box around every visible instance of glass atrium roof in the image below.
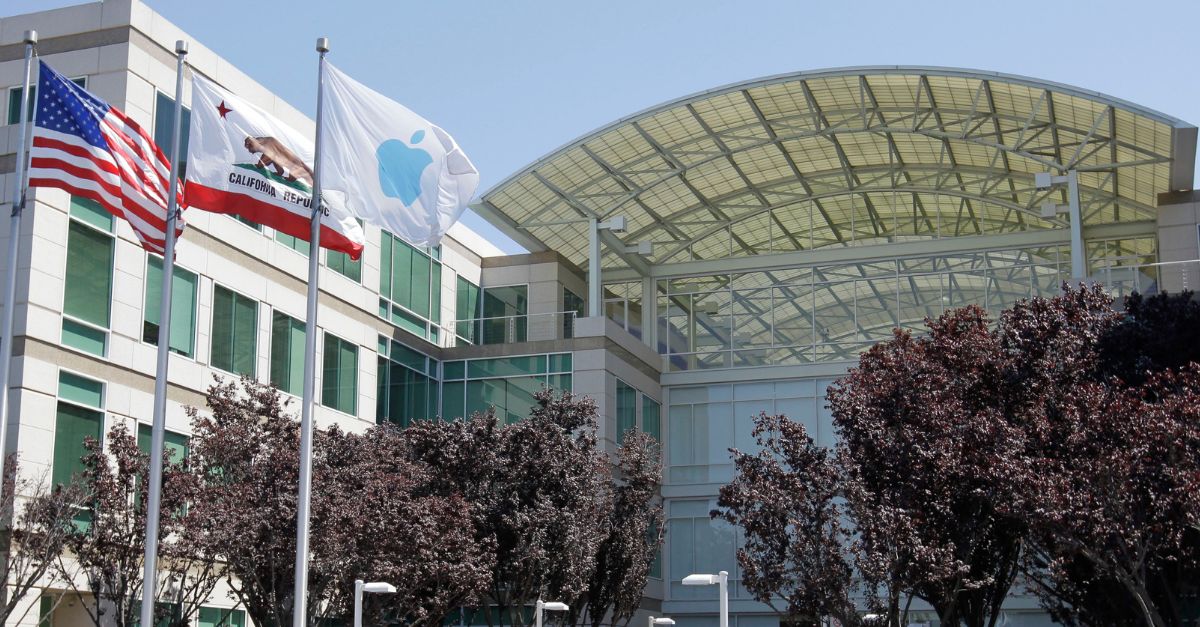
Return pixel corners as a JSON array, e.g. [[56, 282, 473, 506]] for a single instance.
[[476, 67, 1196, 278]]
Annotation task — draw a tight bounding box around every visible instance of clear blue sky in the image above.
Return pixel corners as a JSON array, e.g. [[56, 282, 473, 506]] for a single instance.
[[9, 0, 1200, 253]]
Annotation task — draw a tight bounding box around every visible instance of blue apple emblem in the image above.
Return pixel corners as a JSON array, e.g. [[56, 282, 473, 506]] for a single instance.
[[376, 130, 433, 206]]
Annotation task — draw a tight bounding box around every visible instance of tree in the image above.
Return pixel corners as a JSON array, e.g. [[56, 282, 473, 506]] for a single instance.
[[578, 429, 665, 627], [58, 423, 222, 627], [714, 413, 862, 627], [322, 426, 492, 626], [188, 377, 491, 627], [1097, 290, 1200, 385], [828, 306, 1028, 627], [0, 456, 85, 626], [402, 390, 613, 627]]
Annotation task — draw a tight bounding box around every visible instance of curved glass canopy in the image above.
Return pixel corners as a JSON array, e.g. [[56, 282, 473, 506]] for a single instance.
[[477, 67, 1196, 278]]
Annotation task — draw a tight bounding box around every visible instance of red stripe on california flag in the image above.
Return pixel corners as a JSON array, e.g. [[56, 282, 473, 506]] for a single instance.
[[185, 182, 365, 260]]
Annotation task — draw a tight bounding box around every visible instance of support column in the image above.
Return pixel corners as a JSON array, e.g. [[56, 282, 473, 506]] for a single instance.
[[641, 275, 655, 349], [589, 217, 602, 317], [1066, 169, 1086, 280]]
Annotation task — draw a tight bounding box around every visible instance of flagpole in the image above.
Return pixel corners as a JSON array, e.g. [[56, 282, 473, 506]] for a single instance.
[[293, 36, 329, 627], [0, 29, 38, 508], [140, 39, 188, 627]]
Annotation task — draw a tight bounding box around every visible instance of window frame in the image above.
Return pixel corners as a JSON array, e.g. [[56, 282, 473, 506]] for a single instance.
[[52, 368, 106, 491], [141, 254, 200, 360], [320, 330, 359, 417], [268, 308, 306, 398], [209, 282, 260, 378], [60, 197, 115, 358]]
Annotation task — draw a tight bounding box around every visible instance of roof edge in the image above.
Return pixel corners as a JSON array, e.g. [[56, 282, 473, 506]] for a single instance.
[[481, 65, 1197, 203]]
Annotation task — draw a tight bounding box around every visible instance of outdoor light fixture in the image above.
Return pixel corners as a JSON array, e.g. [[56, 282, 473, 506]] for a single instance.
[[648, 616, 676, 627], [588, 215, 630, 317], [353, 579, 397, 627], [1035, 170, 1086, 280], [683, 571, 728, 627], [535, 599, 570, 627], [624, 240, 654, 256]]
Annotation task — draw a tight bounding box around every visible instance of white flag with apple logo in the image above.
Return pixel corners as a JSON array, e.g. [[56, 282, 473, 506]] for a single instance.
[[319, 62, 479, 248]]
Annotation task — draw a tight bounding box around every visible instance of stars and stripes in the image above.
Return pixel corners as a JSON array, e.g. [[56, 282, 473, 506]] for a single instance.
[[27, 61, 184, 254]]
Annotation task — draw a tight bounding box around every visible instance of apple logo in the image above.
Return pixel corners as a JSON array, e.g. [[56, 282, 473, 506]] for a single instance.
[[376, 129, 433, 206]]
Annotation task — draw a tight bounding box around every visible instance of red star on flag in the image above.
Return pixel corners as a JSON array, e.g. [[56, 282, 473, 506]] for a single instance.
[[216, 100, 232, 118]]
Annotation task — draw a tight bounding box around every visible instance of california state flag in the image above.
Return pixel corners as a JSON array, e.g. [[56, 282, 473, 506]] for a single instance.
[[184, 75, 366, 259]]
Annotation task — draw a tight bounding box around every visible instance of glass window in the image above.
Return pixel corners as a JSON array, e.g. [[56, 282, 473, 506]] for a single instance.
[[456, 276, 480, 344], [321, 332, 358, 415], [199, 607, 246, 627], [52, 379, 103, 488], [616, 380, 637, 440], [327, 249, 361, 282], [325, 218, 363, 281], [269, 311, 305, 396], [8, 77, 86, 125], [143, 257, 198, 358], [136, 424, 189, 463], [211, 285, 258, 377], [643, 396, 661, 441], [376, 339, 437, 427], [480, 285, 527, 344], [379, 231, 442, 341], [275, 231, 310, 256], [62, 197, 114, 356], [153, 91, 190, 171], [564, 288, 584, 338]]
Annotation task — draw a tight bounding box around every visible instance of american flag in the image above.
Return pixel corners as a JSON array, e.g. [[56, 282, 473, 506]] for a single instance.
[[28, 61, 184, 254]]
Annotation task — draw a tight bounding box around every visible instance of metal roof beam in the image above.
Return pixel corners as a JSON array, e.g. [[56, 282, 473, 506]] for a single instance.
[[602, 220, 1156, 282]]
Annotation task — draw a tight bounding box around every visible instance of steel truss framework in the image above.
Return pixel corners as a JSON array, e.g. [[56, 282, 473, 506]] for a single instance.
[[476, 67, 1196, 366]]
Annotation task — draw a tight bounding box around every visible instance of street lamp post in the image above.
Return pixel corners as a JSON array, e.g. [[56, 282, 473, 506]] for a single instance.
[[649, 616, 676, 627], [353, 580, 396, 627], [682, 571, 728, 627], [535, 600, 569, 627]]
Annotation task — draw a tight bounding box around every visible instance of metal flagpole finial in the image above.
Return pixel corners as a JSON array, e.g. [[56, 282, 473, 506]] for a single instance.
[[316, 37, 330, 53], [24, 30, 37, 45], [175, 40, 188, 55]]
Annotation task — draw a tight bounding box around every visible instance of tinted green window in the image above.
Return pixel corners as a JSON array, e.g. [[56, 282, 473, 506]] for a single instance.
[[275, 231, 310, 256], [377, 357, 436, 427], [322, 333, 358, 415], [137, 424, 189, 463], [443, 361, 465, 381], [481, 285, 527, 344], [456, 276, 480, 344], [468, 355, 546, 379], [144, 257, 198, 357], [58, 371, 103, 408], [211, 285, 258, 377], [327, 249, 361, 282], [199, 607, 246, 627], [63, 212, 114, 355], [153, 91, 190, 169], [616, 381, 637, 440], [643, 396, 661, 441], [564, 288, 584, 338], [69, 195, 113, 231], [441, 381, 465, 420], [52, 402, 102, 488], [549, 353, 572, 373], [548, 373, 572, 392], [379, 231, 442, 341], [270, 312, 306, 395]]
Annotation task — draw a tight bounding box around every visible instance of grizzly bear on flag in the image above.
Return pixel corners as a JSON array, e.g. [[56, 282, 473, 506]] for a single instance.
[[244, 136, 314, 186]]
